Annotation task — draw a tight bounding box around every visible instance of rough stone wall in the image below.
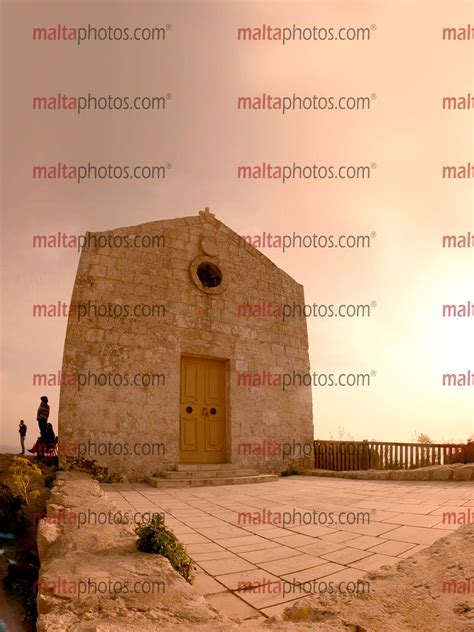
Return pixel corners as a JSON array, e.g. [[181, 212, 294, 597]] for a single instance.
[[58, 211, 314, 480]]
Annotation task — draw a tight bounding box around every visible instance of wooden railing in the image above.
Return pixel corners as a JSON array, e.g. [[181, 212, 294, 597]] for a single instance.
[[314, 440, 472, 471]]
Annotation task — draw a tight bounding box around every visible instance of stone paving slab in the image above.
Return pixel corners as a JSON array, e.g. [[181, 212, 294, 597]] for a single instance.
[[340, 535, 384, 550], [272, 533, 315, 547], [257, 553, 327, 575], [215, 568, 281, 591], [193, 573, 225, 595], [320, 547, 374, 565], [206, 591, 260, 621], [238, 546, 296, 564], [230, 541, 277, 553], [349, 553, 400, 572], [281, 561, 344, 584], [192, 550, 237, 562], [101, 475, 472, 622], [297, 540, 346, 556], [365, 540, 415, 556]]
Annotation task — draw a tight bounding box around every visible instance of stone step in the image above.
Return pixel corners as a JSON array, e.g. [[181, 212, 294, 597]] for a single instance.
[[175, 464, 240, 471], [161, 469, 259, 479], [147, 474, 279, 488]]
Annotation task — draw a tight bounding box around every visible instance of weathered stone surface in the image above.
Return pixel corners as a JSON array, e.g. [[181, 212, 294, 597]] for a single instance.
[[58, 211, 313, 480], [430, 468, 453, 481], [36, 473, 227, 632], [37, 473, 474, 632], [452, 465, 474, 480], [386, 470, 407, 481], [301, 463, 474, 481], [410, 468, 431, 481]]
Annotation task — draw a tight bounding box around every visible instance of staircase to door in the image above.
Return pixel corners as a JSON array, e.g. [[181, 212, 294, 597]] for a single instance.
[[147, 355, 279, 487], [148, 464, 279, 488]]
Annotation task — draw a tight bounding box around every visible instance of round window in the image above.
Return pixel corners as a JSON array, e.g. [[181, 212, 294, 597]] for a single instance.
[[196, 262, 223, 288], [189, 255, 227, 294]]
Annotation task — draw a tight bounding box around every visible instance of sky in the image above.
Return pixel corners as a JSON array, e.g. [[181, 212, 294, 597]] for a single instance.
[[1, 0, 473, 450]]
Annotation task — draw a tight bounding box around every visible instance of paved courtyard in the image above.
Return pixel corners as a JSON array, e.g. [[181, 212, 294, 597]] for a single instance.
[[102, 476, 473, 623]]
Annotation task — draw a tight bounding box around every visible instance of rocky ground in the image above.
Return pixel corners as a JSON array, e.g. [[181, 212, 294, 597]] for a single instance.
[[302, 462, 474, 481], [35, 472, 473, 632], [271, 521, 473, 632], [0, 453, 57, 631]]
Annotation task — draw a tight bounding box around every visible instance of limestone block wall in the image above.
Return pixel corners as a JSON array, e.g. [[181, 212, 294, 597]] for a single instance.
[[58, 212, 314, 480]]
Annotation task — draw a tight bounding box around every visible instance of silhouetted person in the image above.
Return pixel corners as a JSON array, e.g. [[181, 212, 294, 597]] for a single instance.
[[44, 422, 55, 447], [37, 395, 49, 439], [28, 437, 43, 456], [29, 423, 56, 457], [18, 420, 27, 454]]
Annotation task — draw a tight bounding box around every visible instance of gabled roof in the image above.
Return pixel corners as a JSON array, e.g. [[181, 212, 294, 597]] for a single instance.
[[86, 208, 302, 287]]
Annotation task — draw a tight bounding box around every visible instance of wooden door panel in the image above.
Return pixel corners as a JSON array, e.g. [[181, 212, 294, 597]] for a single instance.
[[181, 359, 200, 403], [180, 416, 198, 451], [206, 418, 221, 450], [205, 363, 223, 403]]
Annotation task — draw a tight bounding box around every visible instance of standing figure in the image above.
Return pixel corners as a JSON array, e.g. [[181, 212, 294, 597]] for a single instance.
[[44, 422, 56, 448], [18, 420, 27, 454], [37, 395, 50, 439]]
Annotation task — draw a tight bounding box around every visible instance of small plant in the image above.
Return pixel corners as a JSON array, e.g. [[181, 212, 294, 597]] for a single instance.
[[134, 514, 195, 583], [281, 457, 302, 476], [409, 432, 437, 467], [412, 432, 433, 444], [0, 484, 27, 534], [63, 456, 123, 483], [329, 426, 355, 441], [280, 468, 299, 477], [8, 457, 42, 506], [44, 473, 56, 489]]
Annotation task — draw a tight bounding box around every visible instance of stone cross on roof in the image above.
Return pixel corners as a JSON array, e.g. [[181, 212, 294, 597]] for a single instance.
[[199, 207, 215, 220]]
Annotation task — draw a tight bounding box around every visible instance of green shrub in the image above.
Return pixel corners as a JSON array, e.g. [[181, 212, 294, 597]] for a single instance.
[[44, 474, 56, 489], [134, 514, 195, 583], [63, 456, 122, 483], [0, 484, 27, 534], [281, 457, 301, 476], [9, 457, 42, 506], [280, 468, 299, 476]]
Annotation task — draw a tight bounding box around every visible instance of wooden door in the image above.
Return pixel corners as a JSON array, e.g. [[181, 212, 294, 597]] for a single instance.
[[179, 356, 226, 463]]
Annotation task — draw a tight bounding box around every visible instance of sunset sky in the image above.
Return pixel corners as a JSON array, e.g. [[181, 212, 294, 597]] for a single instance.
[[1, 0, 472, 450]]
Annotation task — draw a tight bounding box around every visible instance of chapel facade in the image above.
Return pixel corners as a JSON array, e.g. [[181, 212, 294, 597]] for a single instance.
[[58, 209, 314, 480]]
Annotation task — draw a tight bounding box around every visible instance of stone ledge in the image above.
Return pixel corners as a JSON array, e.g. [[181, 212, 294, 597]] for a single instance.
[[148, 473, 279, 488], [301, 463, 474, 481], [36, 472, 229, 632]]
